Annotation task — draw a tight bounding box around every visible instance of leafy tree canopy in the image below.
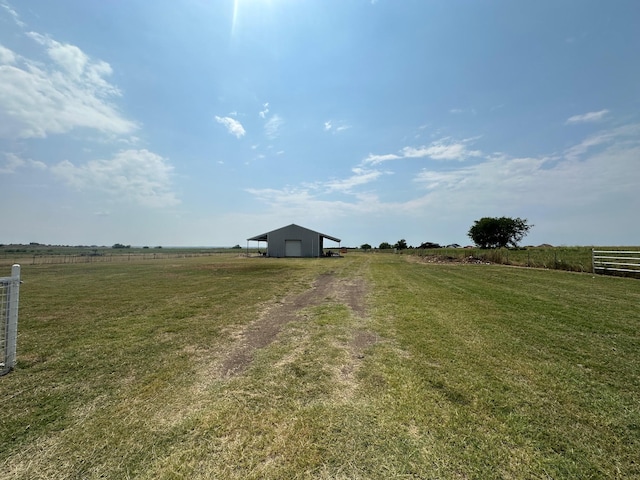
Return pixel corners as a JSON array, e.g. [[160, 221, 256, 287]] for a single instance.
[[360, 243, 372, 251], [394, 239, 408, 250], [379, 242, 393, 249], [468, 217, 532, 249]]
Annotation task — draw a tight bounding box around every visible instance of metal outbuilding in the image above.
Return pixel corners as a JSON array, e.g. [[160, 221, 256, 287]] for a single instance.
[[247, 224, 341, 258]]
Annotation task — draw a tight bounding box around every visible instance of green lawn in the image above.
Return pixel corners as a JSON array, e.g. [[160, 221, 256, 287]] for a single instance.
[[1, 254, 638, 478]]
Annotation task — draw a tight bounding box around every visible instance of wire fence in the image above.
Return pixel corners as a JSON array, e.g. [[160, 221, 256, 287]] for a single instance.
[[1, 265, 20, 376], [0, 251, 246, 267]]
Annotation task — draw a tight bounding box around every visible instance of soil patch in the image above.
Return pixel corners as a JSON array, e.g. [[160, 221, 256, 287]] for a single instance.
[[219, 272, 369, 377], [408, 254, 490, 265]]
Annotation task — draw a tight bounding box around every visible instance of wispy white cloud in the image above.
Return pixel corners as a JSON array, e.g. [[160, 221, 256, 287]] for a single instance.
[[245, 185, 379, 220], [1, 1, 25, 28], [0, 35, 137, 139], [363, 153, 401, 165], [259, 102, 269, 119], [51, 149, 179, 208], [0, 152, 46, 173], [264, 114, 283, 139], [413, 124, 640, 212], [565, 109, 609, 125], [401, 142, 481, 161], [245, 165, 388, 217], [364, 137, 482, 165], [413, 155, 554, 200], [449, 107, 476, 115], [324, 119, 351, 133], [0, 152, 25, 173], [215, 115, 246, 138], [325, 167, 386, 192], [564, 123, 640, 161]]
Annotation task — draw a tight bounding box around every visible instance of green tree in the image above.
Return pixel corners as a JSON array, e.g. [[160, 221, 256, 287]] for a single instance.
[[468, 216, 532, 249], [379, 242, 393, 249], [360, 243, 372, 251], [394, 239, 408, 250]]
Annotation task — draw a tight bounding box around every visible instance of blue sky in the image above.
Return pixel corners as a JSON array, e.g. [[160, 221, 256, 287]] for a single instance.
[[1, 0, 639, 247]]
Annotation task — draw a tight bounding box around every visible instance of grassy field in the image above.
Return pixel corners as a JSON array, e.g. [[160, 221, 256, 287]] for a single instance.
[[1, 254, 638, 478]]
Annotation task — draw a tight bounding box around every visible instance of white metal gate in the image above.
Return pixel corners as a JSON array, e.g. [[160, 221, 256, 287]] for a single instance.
[[592, 250, 640, 276], [1, 265, 21, 376]]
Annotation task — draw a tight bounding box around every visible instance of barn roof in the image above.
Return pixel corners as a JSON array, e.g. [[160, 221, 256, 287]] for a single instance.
[[247, 223, 341, 243]]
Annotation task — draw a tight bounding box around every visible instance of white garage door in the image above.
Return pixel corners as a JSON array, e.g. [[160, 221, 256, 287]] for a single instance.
[[285, 240, 302, 257]]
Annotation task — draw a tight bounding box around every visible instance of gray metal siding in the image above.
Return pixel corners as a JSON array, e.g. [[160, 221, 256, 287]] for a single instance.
[[267, 224, 321, 257]]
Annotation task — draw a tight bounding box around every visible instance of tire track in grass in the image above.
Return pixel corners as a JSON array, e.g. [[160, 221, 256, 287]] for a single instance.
[[218, 259, 376, 380]]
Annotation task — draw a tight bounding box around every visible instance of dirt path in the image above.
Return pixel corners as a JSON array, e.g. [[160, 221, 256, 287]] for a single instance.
[[219, 269, 373, 377]]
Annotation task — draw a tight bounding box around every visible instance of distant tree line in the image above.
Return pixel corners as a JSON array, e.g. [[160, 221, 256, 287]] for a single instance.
[[357, 216, 532, 251]]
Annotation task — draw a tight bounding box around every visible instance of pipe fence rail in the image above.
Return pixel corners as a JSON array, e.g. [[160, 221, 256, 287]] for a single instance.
[[592, 250, 640, 277]]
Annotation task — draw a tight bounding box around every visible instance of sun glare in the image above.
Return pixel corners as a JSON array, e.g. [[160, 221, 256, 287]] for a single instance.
[[231, 0, 277, 38], [231, 0, 240, 37]]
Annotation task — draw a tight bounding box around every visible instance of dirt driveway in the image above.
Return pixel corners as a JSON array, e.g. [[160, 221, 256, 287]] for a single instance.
[[219, 270, 374, 377]]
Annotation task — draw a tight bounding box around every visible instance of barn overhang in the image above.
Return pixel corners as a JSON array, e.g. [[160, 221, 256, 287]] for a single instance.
[[319, 232, 341, 243]]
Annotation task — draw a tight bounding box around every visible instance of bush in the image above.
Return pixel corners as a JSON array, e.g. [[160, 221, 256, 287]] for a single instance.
[[418, 242, 441, 249]]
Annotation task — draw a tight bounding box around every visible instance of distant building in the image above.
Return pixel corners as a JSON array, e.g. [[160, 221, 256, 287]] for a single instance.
[[247, 224, 341, 258]]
